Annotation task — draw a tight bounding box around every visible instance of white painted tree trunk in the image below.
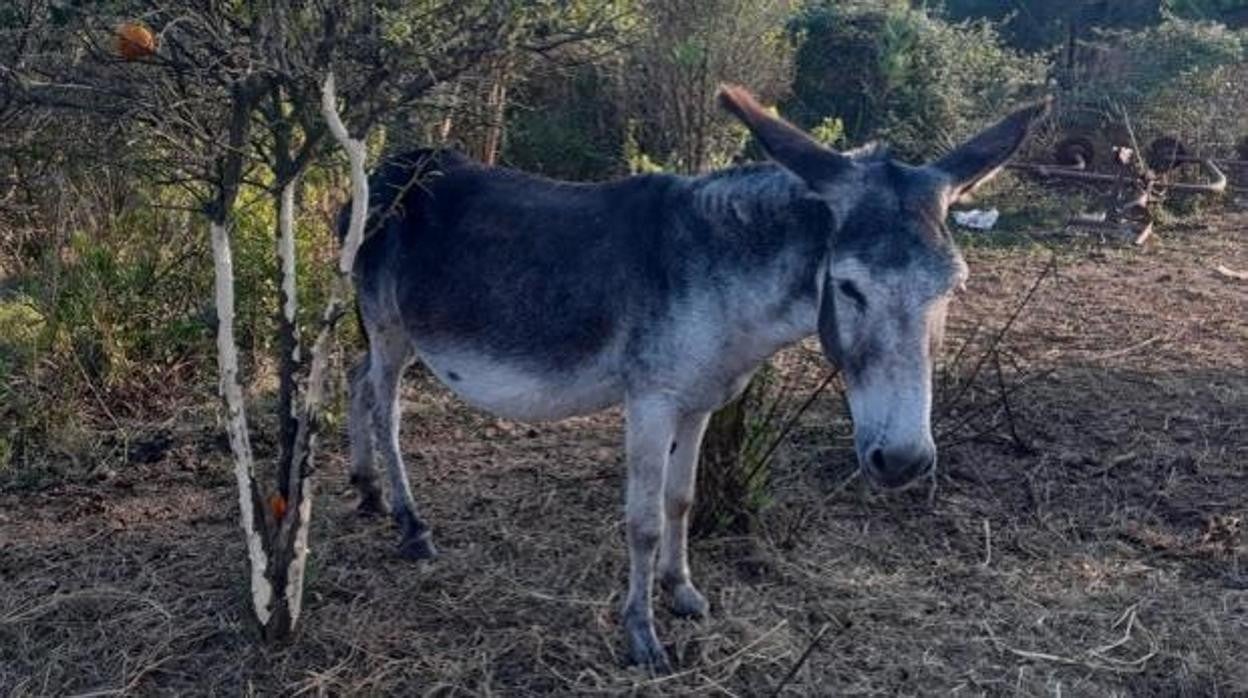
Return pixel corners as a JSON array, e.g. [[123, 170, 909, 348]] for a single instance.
[[250, 71, 369, 636], [322, 73, 368, 274], [277, 181, 299, 344], [269, 172, 311, 637], [212, 73, 371, 640], [276, 178, 301, 481], [210, 219, 274, 627]]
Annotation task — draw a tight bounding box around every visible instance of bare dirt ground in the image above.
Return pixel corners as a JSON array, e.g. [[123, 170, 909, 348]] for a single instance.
[[2, 213, 1246, 696]]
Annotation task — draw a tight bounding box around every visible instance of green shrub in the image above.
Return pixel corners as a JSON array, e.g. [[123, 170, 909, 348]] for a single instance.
[[809, 115, 846, 147], [0, 295, 45, 471], [787, 3, 1047, 161], [504, 65, 626, 181], [1067, 18, 1246, 149], [0, 170, 341, 478], [0, 295, 44, 359]]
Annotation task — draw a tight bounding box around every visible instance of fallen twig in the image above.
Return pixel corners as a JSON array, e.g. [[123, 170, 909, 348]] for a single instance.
[[638, 620, 790, 688], [982, 605, 1158, 675], [769, 622, 834, 697], [1081, 333, 1169, 362], [980, 518, 992, 568]]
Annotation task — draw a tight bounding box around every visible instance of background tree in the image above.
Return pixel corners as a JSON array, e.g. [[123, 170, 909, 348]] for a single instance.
[[939, 0, 1165, 52], [2, 0, 621, 639], [625, 0, 793, 174]]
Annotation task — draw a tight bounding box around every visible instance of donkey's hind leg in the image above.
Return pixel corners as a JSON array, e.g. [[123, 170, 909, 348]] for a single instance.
[[368, 331, 437, 560], [347, 355, 388, 516]]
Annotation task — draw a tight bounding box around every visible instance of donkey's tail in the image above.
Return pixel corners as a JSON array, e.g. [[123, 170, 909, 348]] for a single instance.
[[353, 297, 370, 348], [335, 147, 472, 244], [337, 148, 473, 350]]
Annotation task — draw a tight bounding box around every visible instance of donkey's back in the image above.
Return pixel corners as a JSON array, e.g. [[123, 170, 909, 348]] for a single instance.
[[352, 150, 690, 420]]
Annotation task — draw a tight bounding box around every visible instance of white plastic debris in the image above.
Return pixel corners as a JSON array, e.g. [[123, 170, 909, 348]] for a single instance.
[[952, 208, 1000, 231], [1072, 210, 1108, 223]]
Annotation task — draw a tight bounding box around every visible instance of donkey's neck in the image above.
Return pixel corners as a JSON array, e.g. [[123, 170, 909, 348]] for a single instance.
[[674, 164, 830, 365], [688, 164, 824, 238]]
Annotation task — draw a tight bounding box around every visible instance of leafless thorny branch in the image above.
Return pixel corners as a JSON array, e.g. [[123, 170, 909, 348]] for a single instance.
[[935, 255, 1058, 453]]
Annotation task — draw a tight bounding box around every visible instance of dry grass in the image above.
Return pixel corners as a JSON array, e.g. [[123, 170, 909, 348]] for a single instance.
[[2, 213, 1247, 696]]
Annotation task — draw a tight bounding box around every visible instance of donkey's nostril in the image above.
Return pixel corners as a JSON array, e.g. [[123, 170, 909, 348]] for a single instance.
[[869, 448, 886, 472], [863, 445, 935, 489]]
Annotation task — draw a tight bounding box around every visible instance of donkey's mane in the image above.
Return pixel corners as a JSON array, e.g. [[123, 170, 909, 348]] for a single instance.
[[697, 161, 779, 182], [697, 140, 892, 186], [844, 141, 891, 162]]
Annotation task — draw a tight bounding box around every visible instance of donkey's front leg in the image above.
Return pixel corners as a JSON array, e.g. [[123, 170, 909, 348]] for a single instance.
[[622, 396, 679, 671], [659, 411, 711, 618]]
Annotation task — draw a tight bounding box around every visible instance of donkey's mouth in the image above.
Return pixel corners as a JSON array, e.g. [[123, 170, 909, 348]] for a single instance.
[[859, 446, 936, 491], [862, 469, 930, 491]]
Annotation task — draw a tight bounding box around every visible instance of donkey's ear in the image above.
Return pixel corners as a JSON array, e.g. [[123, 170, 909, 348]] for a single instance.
[[933, 97, 1052, 202], [718, 84, 852, 187]]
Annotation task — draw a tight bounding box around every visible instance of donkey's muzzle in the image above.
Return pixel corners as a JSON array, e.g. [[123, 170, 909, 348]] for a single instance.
[[863, 444, 935, 490]]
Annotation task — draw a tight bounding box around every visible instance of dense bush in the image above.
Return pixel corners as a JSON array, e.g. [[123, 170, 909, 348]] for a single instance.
[[504, 64, 627, 180], [1065, 17, 1246, 151], [0, 157, 340, 475], [941, 0, 1165, 52], [626, 0, 794, 174], [787, 3, 1047, 161]]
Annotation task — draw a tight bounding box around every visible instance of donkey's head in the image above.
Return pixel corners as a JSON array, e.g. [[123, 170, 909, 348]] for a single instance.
[[719, 85, 1048, 489]]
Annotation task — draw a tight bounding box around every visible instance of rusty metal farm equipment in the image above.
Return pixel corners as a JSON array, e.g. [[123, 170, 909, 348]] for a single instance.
[[1005, 112, 1245, 245]]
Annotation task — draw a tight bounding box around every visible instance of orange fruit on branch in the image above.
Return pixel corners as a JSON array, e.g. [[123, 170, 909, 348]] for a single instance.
[[269, 494, 288, 520], [116, 22, 157, 61]]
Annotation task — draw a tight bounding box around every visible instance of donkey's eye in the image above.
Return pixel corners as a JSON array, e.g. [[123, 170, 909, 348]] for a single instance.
[[838, 280, 867, 308]]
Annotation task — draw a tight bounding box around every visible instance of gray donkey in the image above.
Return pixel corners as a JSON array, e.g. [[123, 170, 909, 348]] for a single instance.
[[345, 85, 1049, 670]]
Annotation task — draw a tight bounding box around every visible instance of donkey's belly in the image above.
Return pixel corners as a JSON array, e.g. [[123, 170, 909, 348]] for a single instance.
[[417, 348, 624, 422]]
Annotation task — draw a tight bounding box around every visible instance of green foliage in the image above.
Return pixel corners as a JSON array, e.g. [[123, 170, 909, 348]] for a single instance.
[[941, 0, 1165, 51], [31, 211, 212, 388], [504, 66, 626, 180], [0, 172, 340, 475], [627, 0, 795, 173], [623, 121, 668, 174], [0, 295, 44, 471], [0, 190, 206, 472], [0, 296, 44, 361], [1104, 16, 1244, 95], [809, 115, 845, 147], [1062, 17, 1246, 150], [1166, 0, 1248, 26], [788, 4, 1047, 161]]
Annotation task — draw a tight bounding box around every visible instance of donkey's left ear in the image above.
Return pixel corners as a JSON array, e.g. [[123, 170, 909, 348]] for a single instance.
[[718, 83, 853, 188], [933, 97, 1052, 202]]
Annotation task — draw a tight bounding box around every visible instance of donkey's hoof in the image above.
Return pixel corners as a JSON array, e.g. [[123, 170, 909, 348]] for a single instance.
[[398, 534, 437, 561], [628, 636, 673, 675], [624, 615, 672, 674], [356, 493, 390, 518], [670, 583, 708, 619]]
